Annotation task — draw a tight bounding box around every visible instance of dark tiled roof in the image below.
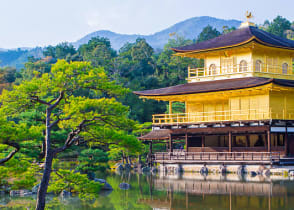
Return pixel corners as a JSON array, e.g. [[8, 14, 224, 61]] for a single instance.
[[138, 129, 171, 140], [172, 26, 294, 53], [133, 77, 294, 96]]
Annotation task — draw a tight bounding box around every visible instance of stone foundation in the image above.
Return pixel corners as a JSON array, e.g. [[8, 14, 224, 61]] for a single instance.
[[158, 163, 294, 177]]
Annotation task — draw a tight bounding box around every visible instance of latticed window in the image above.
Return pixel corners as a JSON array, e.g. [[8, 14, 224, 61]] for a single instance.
[[209, 64, 217, 75], [255, 60, 262, 72], [239, 60, 248, 72], [282, 63, 288, 74]]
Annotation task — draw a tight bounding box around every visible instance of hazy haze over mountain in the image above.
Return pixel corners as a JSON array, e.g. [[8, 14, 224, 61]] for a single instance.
[[74, 16, 241, 50]]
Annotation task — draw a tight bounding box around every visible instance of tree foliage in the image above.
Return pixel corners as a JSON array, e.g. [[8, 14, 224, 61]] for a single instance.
[[0, 60, 141, 209], [196, 25, 221, 43], [263, 16, 291, 38], [48, 169, 102, 201]]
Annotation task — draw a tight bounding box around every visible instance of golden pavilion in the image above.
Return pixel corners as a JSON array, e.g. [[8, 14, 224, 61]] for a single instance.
[[134, 16, 294, 165]]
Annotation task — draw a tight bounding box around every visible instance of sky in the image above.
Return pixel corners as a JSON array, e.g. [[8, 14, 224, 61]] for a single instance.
[[0, 0, 293, 49]]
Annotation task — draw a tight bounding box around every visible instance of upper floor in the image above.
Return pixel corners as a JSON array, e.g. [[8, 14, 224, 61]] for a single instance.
[[171, 25, 294, 83], [187, 45, 294, 82]]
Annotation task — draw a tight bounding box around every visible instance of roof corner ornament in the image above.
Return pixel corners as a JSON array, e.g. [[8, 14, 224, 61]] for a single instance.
[[240, 11, 256, 28]]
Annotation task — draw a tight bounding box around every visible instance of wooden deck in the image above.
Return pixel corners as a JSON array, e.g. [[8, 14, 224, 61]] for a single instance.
[[153, 152, 281, 165]]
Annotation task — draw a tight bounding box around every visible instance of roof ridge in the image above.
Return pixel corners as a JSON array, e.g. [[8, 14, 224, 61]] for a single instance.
[[252, 27, 294, 47]]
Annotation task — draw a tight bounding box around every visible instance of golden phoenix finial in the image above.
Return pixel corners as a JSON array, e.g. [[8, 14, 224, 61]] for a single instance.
[[246, 11, 253, 22]]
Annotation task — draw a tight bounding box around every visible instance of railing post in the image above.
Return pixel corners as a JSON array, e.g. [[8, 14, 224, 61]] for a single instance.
[[188, 66, 190, 79]]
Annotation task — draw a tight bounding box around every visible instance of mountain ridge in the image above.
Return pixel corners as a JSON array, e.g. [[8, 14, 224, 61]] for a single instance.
[[73, 16, 241, 50], [1, 16, 241, 68]]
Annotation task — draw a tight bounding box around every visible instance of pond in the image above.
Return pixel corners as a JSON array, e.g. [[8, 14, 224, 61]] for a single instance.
[[1, 172, 294, 209]]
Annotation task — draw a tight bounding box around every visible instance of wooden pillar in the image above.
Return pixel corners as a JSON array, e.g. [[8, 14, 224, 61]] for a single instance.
[[201, 135, 205, 152], [246, 135, 250, 147], [285, 127, 288, 156], [267, 130, 271, 152], [169, 101, 172, 114], [149, 141, 153, 154], [229, 131, 232, 152], [169, 134, 173, 153], [185, 132, 188, 152]]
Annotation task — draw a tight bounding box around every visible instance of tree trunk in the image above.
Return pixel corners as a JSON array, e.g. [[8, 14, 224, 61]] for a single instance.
[[121, 151, 125, 164], [128, 156, 132, 165], [35, 150, 54, 210], [125, 155, 129, 164], [138, 154, 142, 164], [36, 108, 52, 210]]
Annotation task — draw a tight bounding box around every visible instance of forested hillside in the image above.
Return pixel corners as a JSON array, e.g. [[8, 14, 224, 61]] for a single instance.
[[1, 15, 293, 123]]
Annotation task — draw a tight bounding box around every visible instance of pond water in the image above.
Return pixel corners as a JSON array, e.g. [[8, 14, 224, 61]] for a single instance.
[[1, 172, 294, 210]]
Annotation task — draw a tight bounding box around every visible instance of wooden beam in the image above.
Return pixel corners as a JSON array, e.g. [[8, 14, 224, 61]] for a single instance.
[[171, 125, 270, 135], [169, 101, 172, 114]]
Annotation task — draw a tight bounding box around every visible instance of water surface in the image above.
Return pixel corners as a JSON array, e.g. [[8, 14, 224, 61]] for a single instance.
[[1, 172, 294, 210]]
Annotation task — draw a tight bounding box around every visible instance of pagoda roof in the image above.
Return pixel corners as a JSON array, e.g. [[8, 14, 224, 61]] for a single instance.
[[172, 26, 294, 53], [133, 77, 294, 96], [138, 129, 171, 140]]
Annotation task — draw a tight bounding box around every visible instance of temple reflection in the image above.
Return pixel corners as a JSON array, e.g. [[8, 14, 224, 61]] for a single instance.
[[138, 173, 294, 210]]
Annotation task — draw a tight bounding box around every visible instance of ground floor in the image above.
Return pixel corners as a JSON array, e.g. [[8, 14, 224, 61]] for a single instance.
[[140, 120, 294, 166]]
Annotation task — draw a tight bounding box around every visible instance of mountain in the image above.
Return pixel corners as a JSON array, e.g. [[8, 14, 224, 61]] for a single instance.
[[0, 47, 43, 69], [73, 16, 241, 50], [0, 16, 241, 69]]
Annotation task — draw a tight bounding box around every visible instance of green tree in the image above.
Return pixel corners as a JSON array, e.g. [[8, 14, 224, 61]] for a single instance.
[[43, 42, 77, 60], [265, 16, 291, 38], [48, 169, 102, 201], [196, 25, 221, 43], [1, 60, 140, 210], [77, 148, 109, 173], [0, 67, 16, 83], [222, 26, 236, 34], [78, 37, 117, 72]]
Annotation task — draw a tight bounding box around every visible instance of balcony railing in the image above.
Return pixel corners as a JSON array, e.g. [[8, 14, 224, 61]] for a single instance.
[[188, 62, 294, 81], [152, 109, 294, 125], [153, 152, 281, 164]]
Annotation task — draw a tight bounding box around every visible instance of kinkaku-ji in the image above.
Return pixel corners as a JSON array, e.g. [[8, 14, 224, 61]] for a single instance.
[[134, 13, 294, 174]]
